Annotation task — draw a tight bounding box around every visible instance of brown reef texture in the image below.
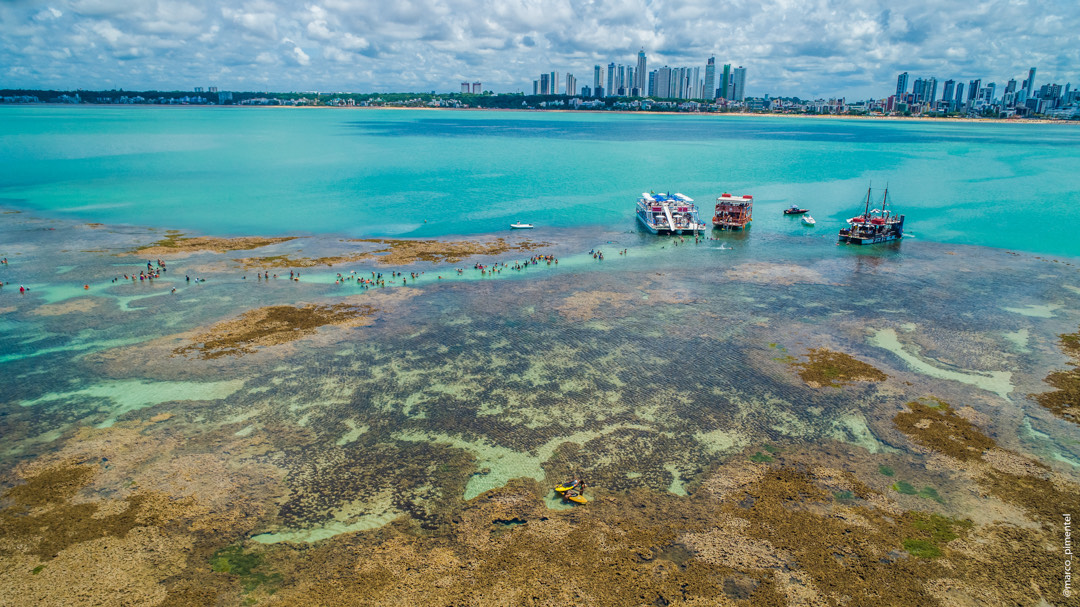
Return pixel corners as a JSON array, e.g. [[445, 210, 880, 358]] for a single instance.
[[1030, 326, 1080, 425], [792, 347, 889, 388], [347, 237, 548, 265], [174, 303, 377, 359], [131, 232, 297, 257]]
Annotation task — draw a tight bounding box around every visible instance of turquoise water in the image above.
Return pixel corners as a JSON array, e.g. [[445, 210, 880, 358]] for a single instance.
[[1, 106, 1079, 255], [1, 107, 1079, 552]]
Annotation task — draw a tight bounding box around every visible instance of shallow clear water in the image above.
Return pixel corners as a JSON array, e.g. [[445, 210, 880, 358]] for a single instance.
[[1, 109, 1079, 547]]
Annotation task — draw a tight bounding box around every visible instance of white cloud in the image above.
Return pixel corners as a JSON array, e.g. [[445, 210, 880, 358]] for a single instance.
[[0, 0, 1076, 97]]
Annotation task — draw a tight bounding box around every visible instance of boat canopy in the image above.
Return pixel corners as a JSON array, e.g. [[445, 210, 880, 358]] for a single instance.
[[674, 193, 693, 202], [641, 193, 656, 202]]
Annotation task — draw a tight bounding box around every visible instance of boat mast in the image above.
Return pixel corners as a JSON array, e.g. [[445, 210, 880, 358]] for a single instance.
[[882, 183, 889, 219], [863, 184, 872, 220]]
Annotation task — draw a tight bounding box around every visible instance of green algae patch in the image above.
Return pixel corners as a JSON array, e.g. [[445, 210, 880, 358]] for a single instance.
[[749, 451, 773, 463], [175, 303, 377, 359], [348, 237, 548, 265], [132, 233, 296, 256], [878, 464, 895, 476], [1030, 326, 1080, 426], [210, 545, 282, 593], [893, 401, 995, 461], [902, 539, 940, 558], [892, 480, 917, 495], [791, 348, 887, 388]]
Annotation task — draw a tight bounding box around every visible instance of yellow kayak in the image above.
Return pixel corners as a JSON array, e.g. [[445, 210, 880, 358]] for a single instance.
[[562, 489, 587, 504], [554, 479, 581, 494]]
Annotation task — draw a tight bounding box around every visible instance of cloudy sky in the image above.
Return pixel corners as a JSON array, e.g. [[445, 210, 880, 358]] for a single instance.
[[2, 0, 1077, 98]]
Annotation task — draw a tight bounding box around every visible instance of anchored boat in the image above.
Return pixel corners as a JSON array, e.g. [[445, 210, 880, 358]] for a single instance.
[[838, 186, 905, 245], [712, 193, 754, 230], [636, 192, 707, 235]]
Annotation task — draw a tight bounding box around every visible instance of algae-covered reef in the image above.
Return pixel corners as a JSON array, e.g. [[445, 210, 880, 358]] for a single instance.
[[174, 303, 377, 359], [348, 237, 547, 265], [131, 231, 297, 256], [1030, 326, 1080, 425], [792, 347, 888, 388]]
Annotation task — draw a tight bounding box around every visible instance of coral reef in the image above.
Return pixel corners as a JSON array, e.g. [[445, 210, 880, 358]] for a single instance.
[[792, 347, 888, 388], [174, 303, 377, 359]]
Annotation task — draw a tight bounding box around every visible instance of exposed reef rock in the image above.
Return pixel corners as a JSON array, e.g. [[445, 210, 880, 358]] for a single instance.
[[792, 347, 888, 388], [174, 303, 377, 359], [131, 232, 297, 256], [1030, 326, 1080, 425], [347, 237, 547, 265]]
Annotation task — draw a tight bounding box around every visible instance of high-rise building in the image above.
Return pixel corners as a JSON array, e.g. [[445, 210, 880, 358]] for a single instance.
[[896, 72, 909, 97], [942, 80, 956, 108], [539, 73, 550, 95], [550, 71, 558, 95], [967, 79, 980, 102], [731, 66, 746, 101], [636, 49, 647, 92], [472, 82, 481, 94], [704, 57, 716, 100], [1025, 67, 1036, 97], [617, 65, 625, 95], [607, 63, 616, 97], [721, 64, 732, 99], [533, 80, 539, 95], [593, 65, 603, 93], [565, 74, 576, 97], [912, 77, 925, 103], [461, 82, 470, 93], [691, 67, 701, 99], [648, 71, 656, 97], [655, 66, 671, 99], [954, 82, 965, 106]]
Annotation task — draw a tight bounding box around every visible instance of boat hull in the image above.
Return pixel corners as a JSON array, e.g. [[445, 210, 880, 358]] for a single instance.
[[637, 210, 702, 235], [838, 232, 901, 245]]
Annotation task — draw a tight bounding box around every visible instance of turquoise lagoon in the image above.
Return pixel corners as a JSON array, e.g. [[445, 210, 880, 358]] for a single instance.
[[2, 106, 1079, 254], [0, 107, 1079, 547]]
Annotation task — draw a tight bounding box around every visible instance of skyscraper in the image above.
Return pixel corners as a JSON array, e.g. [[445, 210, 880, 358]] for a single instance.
[[593, 65, 603, 97], [636, 49, 647, 92], [732, 66, 746, 101], [704, 57, 716, 101], [968, 79, 981, 102], [954, 82, 965, 106], [539, 73, 549, 95], [551, 71, 558, 95], [566, 74, 576, 98], [655, 66, 671, 99], [607, 63, 616, 97], [896, 72, 909, 97], [942, 80, 956, 108], [721, 64, 732, 99], [1025, 67, 1036, 97]]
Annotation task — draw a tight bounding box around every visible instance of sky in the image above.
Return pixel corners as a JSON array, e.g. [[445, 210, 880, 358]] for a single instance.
[[2, 0, 1078, 99]]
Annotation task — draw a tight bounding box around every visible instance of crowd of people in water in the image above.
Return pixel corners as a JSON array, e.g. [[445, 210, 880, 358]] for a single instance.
[[0, 238, 749, 300]]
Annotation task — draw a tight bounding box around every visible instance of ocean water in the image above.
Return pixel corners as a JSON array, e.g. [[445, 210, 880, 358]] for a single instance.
[[1, 107, 1079, 555], [1, 106, 1079, 256]]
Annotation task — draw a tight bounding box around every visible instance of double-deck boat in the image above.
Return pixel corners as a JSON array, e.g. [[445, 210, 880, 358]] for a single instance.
[[712, 193, 753, 230], [636, 192, 707, 234], [838, 186, 905, 245]]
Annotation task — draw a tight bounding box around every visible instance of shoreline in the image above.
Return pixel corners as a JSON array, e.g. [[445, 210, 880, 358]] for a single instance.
[[2, 102, 1075, 125]]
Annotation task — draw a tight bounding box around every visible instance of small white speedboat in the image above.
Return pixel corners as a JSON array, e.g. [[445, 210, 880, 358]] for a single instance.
[[802, 214, 816, 226], [510, 222, 534, 229]]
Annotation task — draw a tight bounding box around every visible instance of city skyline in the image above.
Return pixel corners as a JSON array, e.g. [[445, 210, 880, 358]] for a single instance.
[[2, 0, 1078, 99]]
